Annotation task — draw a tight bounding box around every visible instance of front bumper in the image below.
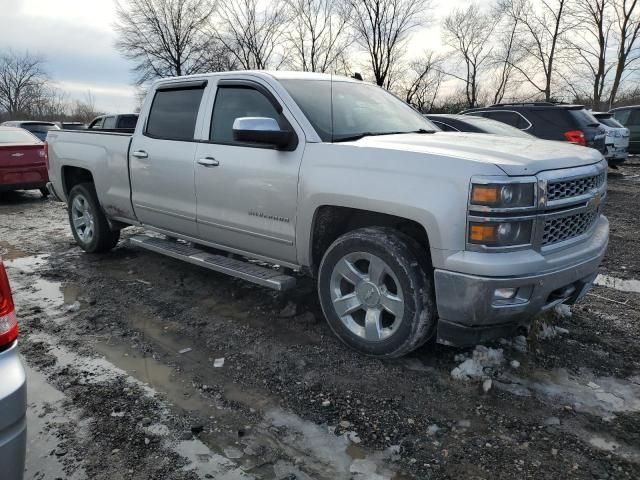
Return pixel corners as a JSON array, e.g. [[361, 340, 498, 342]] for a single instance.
[[0, 342, 27, 480], [434, 222, 608, 346]]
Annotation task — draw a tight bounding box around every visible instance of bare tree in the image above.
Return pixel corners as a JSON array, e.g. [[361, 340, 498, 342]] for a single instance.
[[403, 52, 443, 112], [562, 0, 615, 109], [347, 0, 428, 89], [70, 91, 103, 124], [29, 87, 69, 120], [216, 0, 289, 70], [0, 50, 50, 117], [503, 0, 576, 102], [114, 0, 226, 84], [443, 4, 499, 108], [284, 0, 352, 72], [491, 0, 526, 104], [609, 0, 640, 105]]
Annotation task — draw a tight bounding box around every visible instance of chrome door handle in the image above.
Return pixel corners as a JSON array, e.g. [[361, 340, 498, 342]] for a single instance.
[[197, 157, 220, 167], [132, 150, 148, 159]]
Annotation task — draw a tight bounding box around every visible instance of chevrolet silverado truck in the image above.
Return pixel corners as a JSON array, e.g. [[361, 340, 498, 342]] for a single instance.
[[46, 71, 609, 358]]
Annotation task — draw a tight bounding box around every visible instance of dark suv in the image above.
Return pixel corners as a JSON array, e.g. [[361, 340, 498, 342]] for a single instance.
[[462, 103, 607, 155]]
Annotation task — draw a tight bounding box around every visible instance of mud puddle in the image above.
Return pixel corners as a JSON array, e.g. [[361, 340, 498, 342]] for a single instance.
[[95, 309, 398, 479], [24, 363, 88, 480], [11, 254, 398, 479], [5, 254, 83, 316]]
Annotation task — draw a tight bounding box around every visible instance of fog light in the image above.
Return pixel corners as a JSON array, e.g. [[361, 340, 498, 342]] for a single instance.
[[494, 287, 518, 300]]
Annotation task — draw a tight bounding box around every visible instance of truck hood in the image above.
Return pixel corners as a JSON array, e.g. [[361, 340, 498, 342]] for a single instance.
[[349, 132, 604, 176]]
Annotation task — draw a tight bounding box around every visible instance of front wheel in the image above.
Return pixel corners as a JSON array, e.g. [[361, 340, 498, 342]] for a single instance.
[[67, 183, 120, 253], [318, 227, 437, 358]]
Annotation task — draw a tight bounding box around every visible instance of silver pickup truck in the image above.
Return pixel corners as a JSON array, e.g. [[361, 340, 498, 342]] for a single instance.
[[46, 71, 609, 358]]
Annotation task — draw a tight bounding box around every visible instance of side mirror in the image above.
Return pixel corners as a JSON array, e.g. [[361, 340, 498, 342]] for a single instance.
[[232, 117, 295, 149]]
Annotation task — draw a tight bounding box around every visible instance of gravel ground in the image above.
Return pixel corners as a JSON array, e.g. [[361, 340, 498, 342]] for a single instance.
[[1, 158, 639, 480]]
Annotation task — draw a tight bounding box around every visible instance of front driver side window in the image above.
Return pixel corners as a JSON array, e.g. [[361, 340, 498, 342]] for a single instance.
[[210, 86, 288, 145]]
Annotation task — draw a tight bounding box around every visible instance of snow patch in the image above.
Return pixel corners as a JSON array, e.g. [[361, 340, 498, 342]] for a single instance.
[[554, 303, 572, 319], [265, 409, 396, 479], [595, 274, 640, 294], [451, 345, 504, 381], [497, 368, 640, 420]]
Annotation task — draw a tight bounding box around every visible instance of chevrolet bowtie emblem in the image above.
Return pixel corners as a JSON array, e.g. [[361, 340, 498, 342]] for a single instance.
[[588, 192, 601, 210]]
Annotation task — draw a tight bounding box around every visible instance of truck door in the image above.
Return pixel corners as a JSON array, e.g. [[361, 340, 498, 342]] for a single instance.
[[193, 79, 304, 264], [130, 81, 207, 237]]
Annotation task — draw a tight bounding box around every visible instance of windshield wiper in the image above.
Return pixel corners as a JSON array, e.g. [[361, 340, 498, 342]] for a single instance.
[[333, 129, 435, 143]]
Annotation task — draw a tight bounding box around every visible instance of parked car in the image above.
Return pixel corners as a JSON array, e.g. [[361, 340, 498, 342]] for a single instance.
[[56, 122, 86, 130], [609, 105, 640, 154], [593, 112, 629, 166], [1, 121, 60, 142], [88, 114, 138, 132], [461, 103, 607, 154], [0, 126, 49, 197], [46, 72, 608, 358], [425, 114, 534, 138], [0, 257, 26, 480]]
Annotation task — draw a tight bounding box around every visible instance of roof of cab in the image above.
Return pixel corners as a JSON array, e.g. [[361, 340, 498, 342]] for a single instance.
[[151, 70, 359, 88]]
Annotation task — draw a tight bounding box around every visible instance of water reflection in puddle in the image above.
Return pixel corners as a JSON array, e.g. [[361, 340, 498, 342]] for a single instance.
[[5, 254, 82, 315]]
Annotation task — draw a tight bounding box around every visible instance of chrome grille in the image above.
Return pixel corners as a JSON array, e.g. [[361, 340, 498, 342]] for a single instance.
[[542, 210, 598, 246], [547, 172, 605, 202]]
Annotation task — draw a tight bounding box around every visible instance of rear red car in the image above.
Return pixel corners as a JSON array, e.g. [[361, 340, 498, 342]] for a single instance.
[[0, 126, 49, 197]]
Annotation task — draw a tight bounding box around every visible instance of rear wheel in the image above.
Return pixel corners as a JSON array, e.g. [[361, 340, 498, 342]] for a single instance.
[[318, 227, 436, 358], [67, 183, 120, 253]]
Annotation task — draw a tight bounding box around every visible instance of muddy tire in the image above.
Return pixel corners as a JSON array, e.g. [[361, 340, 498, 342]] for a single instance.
[[318, 227, 437, 358], [67, 183, 120, 253]]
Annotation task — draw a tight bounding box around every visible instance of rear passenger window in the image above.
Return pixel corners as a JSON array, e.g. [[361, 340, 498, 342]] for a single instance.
[[482, 111, 528, 129], [103, 116, 116, 129], [210, 86, 288, 144], [117, 115, 138, 129], [612, 110, 630, 124], [627, 109, 640, 126], [146, 87, 204, 140], [530, 109, 573, 130]]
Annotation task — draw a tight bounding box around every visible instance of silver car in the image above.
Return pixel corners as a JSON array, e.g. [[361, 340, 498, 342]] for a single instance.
[[0, 258, 26, 480]]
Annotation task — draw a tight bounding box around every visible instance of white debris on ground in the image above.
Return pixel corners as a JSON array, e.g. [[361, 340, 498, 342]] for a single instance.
[[499, 335, 528, 352], [537, 304, 572, 339], [451, 345, 505, 381], [537, 324, 570, 339], [554, 303, 573, 319]]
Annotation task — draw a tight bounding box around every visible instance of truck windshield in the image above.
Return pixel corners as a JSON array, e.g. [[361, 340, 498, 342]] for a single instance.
[[280, 79, 436, 142]]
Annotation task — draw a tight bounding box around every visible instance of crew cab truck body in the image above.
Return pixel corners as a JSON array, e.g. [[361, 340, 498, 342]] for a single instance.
[[46, 71, 609, 357]]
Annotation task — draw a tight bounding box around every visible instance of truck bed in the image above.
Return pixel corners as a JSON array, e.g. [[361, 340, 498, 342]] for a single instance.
[[46, 129, 137, 222]]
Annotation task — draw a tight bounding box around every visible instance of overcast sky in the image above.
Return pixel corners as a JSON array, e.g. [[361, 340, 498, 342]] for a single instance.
[[0, 0, 465, 113]]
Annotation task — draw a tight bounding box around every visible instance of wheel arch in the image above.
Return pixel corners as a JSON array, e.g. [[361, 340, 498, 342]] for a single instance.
[[307, 205, 432, 277], [62, 166, 94, 197]]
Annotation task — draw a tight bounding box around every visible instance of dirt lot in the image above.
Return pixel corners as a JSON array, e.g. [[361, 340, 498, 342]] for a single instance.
[[1, 159, 640, 480]]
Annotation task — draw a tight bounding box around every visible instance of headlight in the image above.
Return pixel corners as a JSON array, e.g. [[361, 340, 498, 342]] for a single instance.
[[470, 183, 535, 209], [468, 220, 533, 247]]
